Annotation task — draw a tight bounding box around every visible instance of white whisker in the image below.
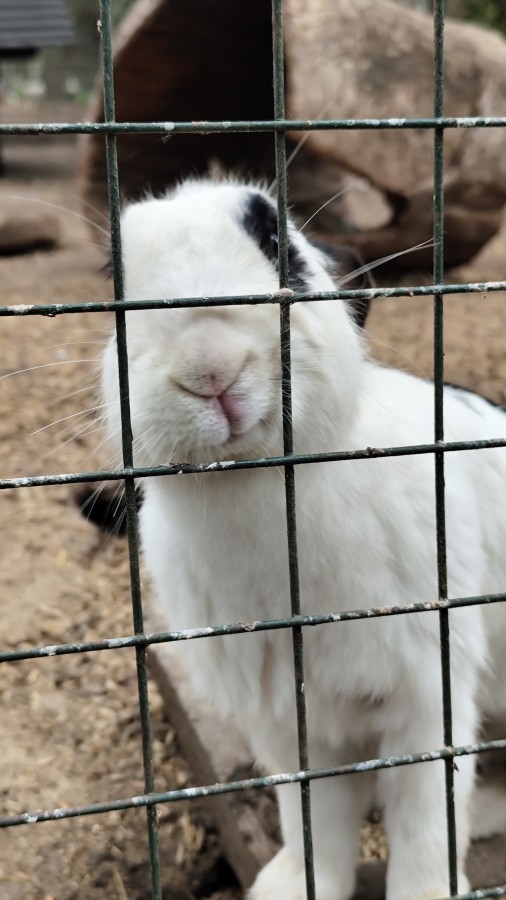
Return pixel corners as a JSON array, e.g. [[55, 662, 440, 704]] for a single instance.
[[7, 195, 111, 239], [337, 239, 435, 288], [45, 341, 109, 349], [362, 335, 429, 379], [31, 401, 117, 435], [79, 193, 110, 227], [0, 360, 99, 381], [48, 384, 100, 406], [37, 421, 111, 458], [300, 187, 352, 233]]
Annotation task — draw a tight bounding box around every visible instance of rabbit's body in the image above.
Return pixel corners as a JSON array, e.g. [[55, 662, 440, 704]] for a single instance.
[[102, 180, 506, 900], [141, 370, 504, 719]]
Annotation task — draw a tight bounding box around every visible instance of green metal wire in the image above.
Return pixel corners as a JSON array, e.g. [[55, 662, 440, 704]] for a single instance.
[[1, 1, 504, 898], [0, 116, 505, 136], [438, 890, 506, 900], [1, 592, 505, 666], [98, 2, 162, 896], [272, 1, 315, 896], [432, 2, 459, 894], [1, 280, 505, 319], [1, 740, 504, 830], [2, 437, 506, 492]]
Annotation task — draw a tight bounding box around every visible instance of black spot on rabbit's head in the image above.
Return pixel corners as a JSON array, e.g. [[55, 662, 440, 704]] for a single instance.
[[242, 192, 310, 293], [242, 193, 373, 327]]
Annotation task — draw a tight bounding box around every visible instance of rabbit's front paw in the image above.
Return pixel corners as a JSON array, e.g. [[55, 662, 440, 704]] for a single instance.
[[388, 874, 470, 900], [248, 846, 346, 900], [248, 848, 306, 900]]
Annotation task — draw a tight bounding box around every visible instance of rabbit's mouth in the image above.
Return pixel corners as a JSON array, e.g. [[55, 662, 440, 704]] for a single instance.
[[192, 394, 271, 453], [214, 388, 247, 436], [167, 365, 277, 453], [207, 389, 268, 444], [192, 396, 284, 462]]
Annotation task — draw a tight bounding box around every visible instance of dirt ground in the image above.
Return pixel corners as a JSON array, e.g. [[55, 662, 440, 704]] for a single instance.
[[0, 102, 505, 900]]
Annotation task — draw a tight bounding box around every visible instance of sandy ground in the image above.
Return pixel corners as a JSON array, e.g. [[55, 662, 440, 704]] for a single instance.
[[0, 105, 504, 899], [0, 122, 242, 900]]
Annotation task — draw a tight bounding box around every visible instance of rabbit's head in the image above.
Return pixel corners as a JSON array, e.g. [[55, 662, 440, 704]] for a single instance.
[[102, 179, 370, 465]]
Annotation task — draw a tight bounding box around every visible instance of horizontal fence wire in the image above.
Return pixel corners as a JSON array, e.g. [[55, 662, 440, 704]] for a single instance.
[[437, 890, 506, 900], [1, 593, 505, 665], [2, 0, 505, 898], [1, 280, 506, 318], [2, 439, 506, 491], [0, 116, 506, 136], [0, 740, 505, 830]]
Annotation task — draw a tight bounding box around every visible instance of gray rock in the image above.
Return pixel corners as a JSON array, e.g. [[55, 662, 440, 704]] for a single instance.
[[80, 0, 506, 268]]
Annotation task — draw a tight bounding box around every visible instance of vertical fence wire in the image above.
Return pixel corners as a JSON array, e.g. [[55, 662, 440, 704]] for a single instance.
[[271, 2, 316, 897], [432, 1, 458, 894], [98, 2, 162, 897]]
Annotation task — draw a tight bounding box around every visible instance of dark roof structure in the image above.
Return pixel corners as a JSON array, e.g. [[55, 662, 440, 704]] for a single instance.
[[0, 0, 75, 53]]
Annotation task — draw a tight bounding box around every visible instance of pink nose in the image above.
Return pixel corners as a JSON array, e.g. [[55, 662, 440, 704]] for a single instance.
[[172, 370, 232, 400], [176, 356, 246, 399]]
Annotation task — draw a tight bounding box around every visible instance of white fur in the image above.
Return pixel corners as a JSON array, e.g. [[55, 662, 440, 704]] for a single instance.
[[102, 179, 506, 899]]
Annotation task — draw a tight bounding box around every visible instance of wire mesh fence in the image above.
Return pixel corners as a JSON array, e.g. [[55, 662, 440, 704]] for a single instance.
[[0, 1, 505, 899]]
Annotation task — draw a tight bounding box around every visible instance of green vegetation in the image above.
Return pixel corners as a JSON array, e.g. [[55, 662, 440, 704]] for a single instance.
[[401, 0, 506, 33], [110, 0, 137, 26], [451, 0, 506, 34]]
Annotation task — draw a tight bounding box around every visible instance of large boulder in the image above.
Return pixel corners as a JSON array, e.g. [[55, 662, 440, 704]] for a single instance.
[[284, 0, 506, 267], [80, 0, 506, 268]]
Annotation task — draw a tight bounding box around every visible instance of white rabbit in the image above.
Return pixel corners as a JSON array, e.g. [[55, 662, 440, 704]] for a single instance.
[[101, 179, 506, 900]]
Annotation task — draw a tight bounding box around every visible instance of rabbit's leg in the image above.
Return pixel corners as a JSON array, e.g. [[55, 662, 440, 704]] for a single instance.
[[249, 738, 373, 900], [378, 693, 476, 900]]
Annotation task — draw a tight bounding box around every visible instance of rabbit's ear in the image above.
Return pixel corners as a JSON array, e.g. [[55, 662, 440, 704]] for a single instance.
[[312, 241, 373, 329]]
